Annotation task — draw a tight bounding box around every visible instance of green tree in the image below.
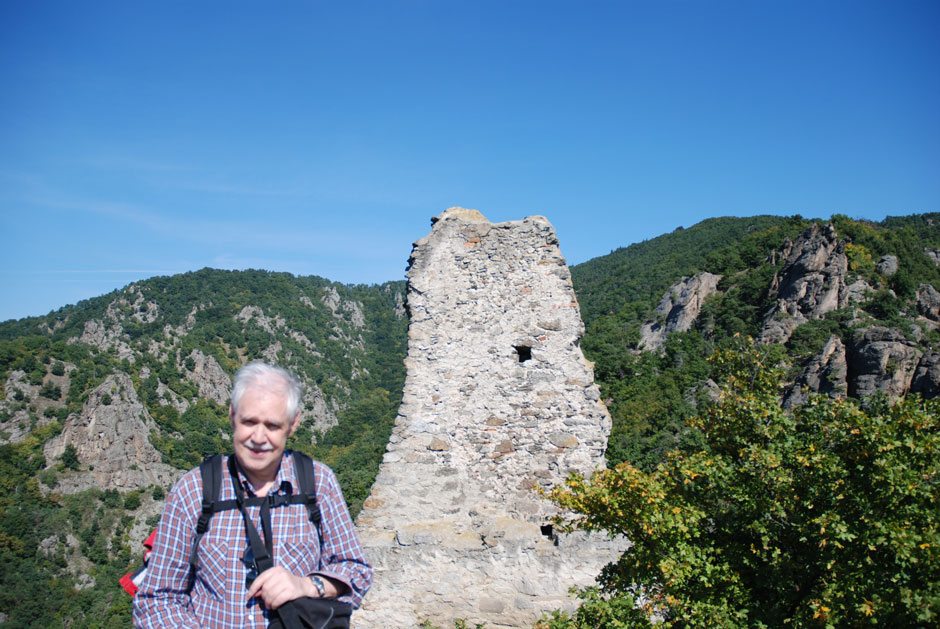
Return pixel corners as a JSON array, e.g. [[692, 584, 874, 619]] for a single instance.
[[60, 444, 80, 471], [543, 339, 940, 628]]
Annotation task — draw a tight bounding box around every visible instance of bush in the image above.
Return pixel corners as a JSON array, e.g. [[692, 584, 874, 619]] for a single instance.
[[545, 339, 940, 627], [60, 444, 79, 471], [123, 490, 141, 511]]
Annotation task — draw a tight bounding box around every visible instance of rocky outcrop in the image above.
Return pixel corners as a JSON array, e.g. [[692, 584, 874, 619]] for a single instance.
[[355, 209, 624, 628], [43, 373, 177, 493], [322, 286, 367, 329], [638, 272, 722, 352], [910, 352, 940, 398], [69, 318, 135, 362], [847, 327, 923, 401], [759, 225, 848, 344], [876, 255, 899, 276], [916, 284, 940, 321], [783, 335, 848, 408], [236, 305, 285, 334], [184, 349, 231, 406]]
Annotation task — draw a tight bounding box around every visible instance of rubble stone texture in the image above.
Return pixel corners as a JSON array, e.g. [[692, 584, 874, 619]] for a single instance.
[[355, 208, 623, 628]]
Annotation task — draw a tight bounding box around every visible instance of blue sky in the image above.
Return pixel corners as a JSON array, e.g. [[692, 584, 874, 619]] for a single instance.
[[1, 0, 938, 323]]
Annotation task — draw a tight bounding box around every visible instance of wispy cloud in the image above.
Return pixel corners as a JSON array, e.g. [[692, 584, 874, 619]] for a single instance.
[[26, 191, 386, 258]]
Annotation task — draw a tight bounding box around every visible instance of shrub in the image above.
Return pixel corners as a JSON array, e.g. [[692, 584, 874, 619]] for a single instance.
[[544, 339, 940, 627]]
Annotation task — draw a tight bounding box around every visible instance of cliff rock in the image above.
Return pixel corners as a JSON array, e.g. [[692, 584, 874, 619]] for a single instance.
[[43, 373, 177, 493], [783, 335, 848, 408], [876, 254, 899, 276], [638, 272, 722, 351], [184, 349, 231, 406], [759, 224, 848, 344], [910, 352, 940, 398], [916, 284, 940, 321], [848, 327, 923, 401]]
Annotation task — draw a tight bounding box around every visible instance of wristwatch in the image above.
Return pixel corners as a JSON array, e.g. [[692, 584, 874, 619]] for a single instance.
[[308, 574, 326, 597]]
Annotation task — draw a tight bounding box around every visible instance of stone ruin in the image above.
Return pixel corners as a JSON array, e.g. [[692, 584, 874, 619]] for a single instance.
[[355, 208, 624, 628]]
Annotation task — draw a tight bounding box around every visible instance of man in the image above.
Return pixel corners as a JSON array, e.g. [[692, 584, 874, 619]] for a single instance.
[[134, 362, 372, 627]]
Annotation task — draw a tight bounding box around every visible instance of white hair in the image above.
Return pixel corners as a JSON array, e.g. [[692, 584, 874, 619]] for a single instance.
[[230, 362, 303, 421]]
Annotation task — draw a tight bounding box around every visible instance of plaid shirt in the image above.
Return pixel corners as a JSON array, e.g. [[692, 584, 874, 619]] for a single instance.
[[133, 452, 372, 628]]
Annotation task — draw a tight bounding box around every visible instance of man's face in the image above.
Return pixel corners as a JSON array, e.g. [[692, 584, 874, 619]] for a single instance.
[[229, 383, 299, 485]]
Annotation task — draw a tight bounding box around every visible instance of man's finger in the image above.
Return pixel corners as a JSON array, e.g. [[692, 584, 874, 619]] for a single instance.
[[246, 566, 277, 598]]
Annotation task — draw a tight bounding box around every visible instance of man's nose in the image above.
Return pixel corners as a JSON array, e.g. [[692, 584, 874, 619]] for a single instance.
[[251, 423, 267, 441]]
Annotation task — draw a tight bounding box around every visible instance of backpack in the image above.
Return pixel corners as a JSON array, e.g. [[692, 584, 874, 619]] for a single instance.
[[120, 450, 321, 596]]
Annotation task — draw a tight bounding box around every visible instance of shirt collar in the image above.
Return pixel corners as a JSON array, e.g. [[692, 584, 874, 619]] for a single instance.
[[232, 451, 295, 497]]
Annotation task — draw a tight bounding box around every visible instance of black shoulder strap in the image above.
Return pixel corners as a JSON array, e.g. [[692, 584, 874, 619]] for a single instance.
[[188, 454, 224, 570], [291, 450, 322, 529], [187, 451, 322, 571]]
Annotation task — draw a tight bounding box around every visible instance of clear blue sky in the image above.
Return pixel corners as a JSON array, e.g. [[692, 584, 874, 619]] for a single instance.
[[1, 0, 938, 323]]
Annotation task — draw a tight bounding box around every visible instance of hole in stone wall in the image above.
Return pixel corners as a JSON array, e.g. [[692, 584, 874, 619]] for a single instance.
[[514, 345, 532, 363], [540, 524, 558, 545]]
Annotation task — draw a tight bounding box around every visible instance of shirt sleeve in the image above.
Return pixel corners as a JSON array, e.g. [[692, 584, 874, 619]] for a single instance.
[[312, 462, 374, 608], [133, 468, 203, 629]]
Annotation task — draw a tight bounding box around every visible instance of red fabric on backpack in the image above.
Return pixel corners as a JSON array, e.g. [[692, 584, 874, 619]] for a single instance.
[[120, 529, 158, 595]]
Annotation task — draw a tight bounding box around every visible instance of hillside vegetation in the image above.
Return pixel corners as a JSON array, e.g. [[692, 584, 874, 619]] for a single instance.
[[0, 269, 406, 627], [572, 213, 940, 470], [1, 213, 939, 626]]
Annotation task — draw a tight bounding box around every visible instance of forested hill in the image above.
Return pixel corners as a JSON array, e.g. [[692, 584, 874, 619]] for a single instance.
[[572, 212, 940, 469], [0, 268, 407, 626], [571, 214, 797, 325]]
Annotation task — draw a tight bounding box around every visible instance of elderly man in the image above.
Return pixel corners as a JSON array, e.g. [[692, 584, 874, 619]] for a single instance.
[[134, 362, 372, 628]]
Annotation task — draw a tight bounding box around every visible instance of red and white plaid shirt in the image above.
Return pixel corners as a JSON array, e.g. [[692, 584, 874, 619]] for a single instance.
[[134, 452, 372, 628]]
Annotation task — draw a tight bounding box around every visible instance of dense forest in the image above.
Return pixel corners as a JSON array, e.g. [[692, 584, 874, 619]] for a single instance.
[[1, 213, 939, 626]]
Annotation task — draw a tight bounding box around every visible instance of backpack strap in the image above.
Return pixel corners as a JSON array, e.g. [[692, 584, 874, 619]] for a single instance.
[[291, 450, 322, 530], [188, 454, 224, 570], [187, 451, 321, 571]]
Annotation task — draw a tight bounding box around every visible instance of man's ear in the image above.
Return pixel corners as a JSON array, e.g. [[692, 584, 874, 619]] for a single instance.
[[229, 404, 236, 423], [288, 412, 301, 436]]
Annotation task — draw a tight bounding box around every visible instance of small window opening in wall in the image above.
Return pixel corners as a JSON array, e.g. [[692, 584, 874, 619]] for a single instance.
[[514, 345, 532, 363], [541, 523, 558, 545]]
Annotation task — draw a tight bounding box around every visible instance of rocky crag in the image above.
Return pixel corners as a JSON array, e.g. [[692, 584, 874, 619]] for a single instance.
[[355, 209, 624, 628], [636, 223, 940, 406], [638, 272, 722, 352]]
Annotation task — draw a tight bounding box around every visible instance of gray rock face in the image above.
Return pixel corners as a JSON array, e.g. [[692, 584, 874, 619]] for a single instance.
[[910, 352, 940, 398], [638, 272, 722, 352], [842, 278, 874, 306], [355, 209, 624, 628], [759, 225, 848, 344], [916, 284, 940, 321], [876, 255, 899, 276], [783, 335, 848, 408], [43, 373, 177, 493], [848, 327, 923, 401], [184, 349, 231, 406]]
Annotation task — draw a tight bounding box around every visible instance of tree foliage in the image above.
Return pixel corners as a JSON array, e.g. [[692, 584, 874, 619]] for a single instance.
[[543, 339, 940, 628]]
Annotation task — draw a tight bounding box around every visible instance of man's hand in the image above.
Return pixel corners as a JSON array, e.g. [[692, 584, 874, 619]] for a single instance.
[[246, 566, 315, 610]]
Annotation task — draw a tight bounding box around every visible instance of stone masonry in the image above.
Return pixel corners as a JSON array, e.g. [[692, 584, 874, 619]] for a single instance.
[[354, 208, 624, 628]]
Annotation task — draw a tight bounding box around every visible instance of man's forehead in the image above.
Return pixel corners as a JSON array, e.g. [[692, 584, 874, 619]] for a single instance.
[[233, 384, 289, 413]]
